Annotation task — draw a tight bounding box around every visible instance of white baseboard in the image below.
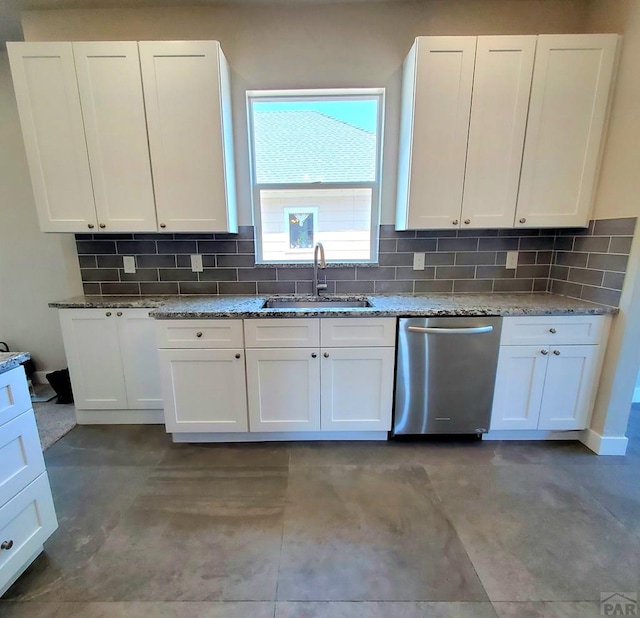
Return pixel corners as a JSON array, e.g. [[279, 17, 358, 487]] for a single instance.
[[172, 431, 389, 443], [633, 387, 640, 404], [483, 430, 583, 441], [75, 409, 164, 425], [580, 428, 629, 456]]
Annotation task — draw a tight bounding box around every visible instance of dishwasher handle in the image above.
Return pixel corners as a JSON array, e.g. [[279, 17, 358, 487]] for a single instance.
[[407, 325, 494, 335]]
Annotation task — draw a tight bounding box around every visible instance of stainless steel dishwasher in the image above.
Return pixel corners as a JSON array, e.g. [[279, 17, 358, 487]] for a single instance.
[[393, 316, 502, 437]]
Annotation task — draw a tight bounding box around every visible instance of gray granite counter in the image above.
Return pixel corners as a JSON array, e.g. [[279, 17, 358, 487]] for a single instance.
[[0, 352, 30, 376], [49, 293, 618, 318]]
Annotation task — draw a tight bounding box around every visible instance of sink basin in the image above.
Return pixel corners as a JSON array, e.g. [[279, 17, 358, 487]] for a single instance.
[[263, 298, 372, 309]]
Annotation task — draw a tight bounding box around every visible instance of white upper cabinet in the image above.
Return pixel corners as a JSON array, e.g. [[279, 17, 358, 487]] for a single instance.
[[461, 36, 536, 229], [73, 42, 157, 232], [7, 42, 96, 233], [515, 34, 619, 228], [396, 36, 476, 230], [139, 41, 237, 233]]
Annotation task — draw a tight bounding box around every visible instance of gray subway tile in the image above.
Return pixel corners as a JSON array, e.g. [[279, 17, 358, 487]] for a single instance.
[[238, 268, 275, 281], [416, 229, 457, 238], [533, 279, 549, 292], [82, 282, 100, 295], [136, 254, 176, 268], [476, 266, 515, 279], [116, 240, 156, 254], [95, 233, 134, 240], [81, 268, 119, 282], [573, 236, 610, 253], [609, 236, 633, 254], [479, 237, 519, 252], [555, 251, 588, 268], [437, 237, 479, 252], [519, 236, 556, 251], [356, 267, 396, 280], [493, 279, 534, 292], [380, 225, 415, 239], [516, 252, 536, 265], [295, 281, 313, 294], [557, 226, 591, 236], [379, 253, 413, 267], [424, 252, 456, 266], [553, 237, 574, 251], [237, 240, 256, 254], [374, 280, 414, 293], [551, 279, 583, 298], [515, 265, 551, 279], [335, 280, 375, 294], [218, 281, 257, 295], [200, 255, 216, 268], [157, 240, 197, 254], [96, 255, 123, 268], [454, 280, 493, 293], [257, 281, 296, 295], [580, 285, 622, 307], [120, 270, 160, 282], [567, 268, 604, 286], [197, 240, 236, 254], [200, 269, 238, 282], [495, 252, 507, 265], [536, 251, 553, 265], [457, 228, 499, 237], [235, 226, 255, 240], [603, 272, 625, 291], [277, 268, 314, 281], [134, 232, 171, 240], [77, 240, 116, 254], [159, 268, 198, 282], [435, 266, 475, 280], [587, 253, 629, 273], [100, 282, 140, 295], [456, 252, 496, 266], [397, 238, 437, 252], [217, 254, 256, 268], [593, 217, 637, 236], [396, 267, 435, 280], [324, 268, 356, 281], [140, 282, 179, 295], [178, 282, 219, 295], [415, 280, 454, 293], [75, 233, 95, 241], [78, 255, 97, 268], [176, 233, 215, 240], [550, 265, 570, 280], [379, 239, 397, 253], [498, 228, 541, 237]]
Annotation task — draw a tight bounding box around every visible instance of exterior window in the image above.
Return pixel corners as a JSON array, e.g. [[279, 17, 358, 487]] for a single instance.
[[247, 90, 384, 263]]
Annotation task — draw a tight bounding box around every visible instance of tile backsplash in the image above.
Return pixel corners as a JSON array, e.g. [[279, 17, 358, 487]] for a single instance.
[[75, 217, 636, 307]]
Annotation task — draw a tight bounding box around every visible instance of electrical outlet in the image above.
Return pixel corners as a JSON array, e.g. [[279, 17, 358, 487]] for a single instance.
[[191, 254, 203, 273], [413, 252, 425, 271], [506, 251, 518, 270], [122, 256, 136, 274]]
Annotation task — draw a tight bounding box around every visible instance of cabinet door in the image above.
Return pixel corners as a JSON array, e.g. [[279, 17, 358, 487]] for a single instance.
[[516, 34, 618, 228], [321, 347, 394, 431], [7, 42, 96, 233], [490, 346, 548, 430], [246, 349, 320, 432], [116, 310, 163, 410], [59, 309, 127, 410], [73, 42, 157, 232], [461, 36, 536, 228], [139, 41, 237, 233], [538, 345, 599, 430], [396, 36, 476, 230], [159, 349, 248, 433]]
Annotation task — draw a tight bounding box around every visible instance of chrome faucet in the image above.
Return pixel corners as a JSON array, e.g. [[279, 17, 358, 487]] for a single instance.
[[313, 242, 327, 297]]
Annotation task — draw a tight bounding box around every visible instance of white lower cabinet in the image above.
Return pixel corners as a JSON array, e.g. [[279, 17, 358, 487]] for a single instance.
[[59, 309, 162, 413], [491, 316, 608, 432], [159, 348, 248, 433]]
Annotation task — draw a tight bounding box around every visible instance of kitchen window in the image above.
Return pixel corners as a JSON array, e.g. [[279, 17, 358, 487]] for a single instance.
[[247, 89, 384, 263]]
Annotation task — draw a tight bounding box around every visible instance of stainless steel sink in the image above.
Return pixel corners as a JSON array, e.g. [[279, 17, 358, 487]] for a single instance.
[[263, 298, 372, 309]]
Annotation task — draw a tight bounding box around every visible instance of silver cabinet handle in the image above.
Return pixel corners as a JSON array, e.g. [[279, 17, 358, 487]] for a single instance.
[[87, 223, 94, 229], [541, 349, 549, 355], [1, 540, 13, 550], [116, 311, 123, 317], [99, 223, 106, 229], [160, 223, 166, 229], [549, 328, 557, 334], [105, 312, 112, 317], [196, 332, 203, 338], [464, 219, 470, 224], [311, 353, 317, 358], [408, 325, 493, 335], [323, 352, 329, 358], [452, 219, 459, 225], [235, 353, 241, 359], [553, 349, 561, 355], [519, 218, 526, 224]]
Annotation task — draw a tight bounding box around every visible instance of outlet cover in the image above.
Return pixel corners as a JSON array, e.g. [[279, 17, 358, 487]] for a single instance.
[[413, 252, 426, 271], [191, 254, 204, 273], [122, 256, 136, 274], [506, 251, 518, 270]]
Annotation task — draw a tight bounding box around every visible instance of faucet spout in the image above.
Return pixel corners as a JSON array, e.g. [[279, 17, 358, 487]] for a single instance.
[[313, 242, 327, 297]]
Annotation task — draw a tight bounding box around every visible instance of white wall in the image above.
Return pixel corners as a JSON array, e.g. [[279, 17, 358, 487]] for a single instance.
[[21, 1, 588, 226], [0, 52, 82, 373]]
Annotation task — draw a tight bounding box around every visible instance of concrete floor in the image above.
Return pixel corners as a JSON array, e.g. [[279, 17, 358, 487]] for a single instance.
[[2, 409, 639, 617]]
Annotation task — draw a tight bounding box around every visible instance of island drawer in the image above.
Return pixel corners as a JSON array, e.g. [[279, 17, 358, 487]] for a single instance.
[[0, 367, 31, 428]]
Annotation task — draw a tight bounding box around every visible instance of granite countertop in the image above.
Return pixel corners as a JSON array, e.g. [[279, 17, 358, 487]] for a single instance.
[[0, 352, 30, 376], [49, 293, 617, 318]]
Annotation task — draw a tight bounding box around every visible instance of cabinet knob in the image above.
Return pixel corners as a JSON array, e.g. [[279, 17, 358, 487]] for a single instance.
[[311, 353, 317, 358], [452, 219, 459, 225], [99, 223, 106, 229], [519, 218, 526, 224], [553, 349, 561, 356], [323, 352, 329, 358], [1, 540, 14, 550], [87, 224, 94, 229], [116, 311, 123, 317], [464, 219, 471, 225], [106, 312, 112, 317], [235, 353, 241, 359], [160, 223, 166, 229], [541, 349, 548, 355], [196, 332, 203, 338], [549, 328, 557, 334]]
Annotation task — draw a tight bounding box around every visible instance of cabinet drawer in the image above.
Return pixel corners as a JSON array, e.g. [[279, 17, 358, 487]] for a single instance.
[[157, 320, 244, 349], [0, 366, 31, 428], [0, 412, 46, 509], [501, 316, 606, 346], [321, 318, 396, 348], [0, 473, 58, 594], [244, 319, 320, 348]]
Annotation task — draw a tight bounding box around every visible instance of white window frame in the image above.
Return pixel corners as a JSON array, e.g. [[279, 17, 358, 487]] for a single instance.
[[247, 88, 385, 264]]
